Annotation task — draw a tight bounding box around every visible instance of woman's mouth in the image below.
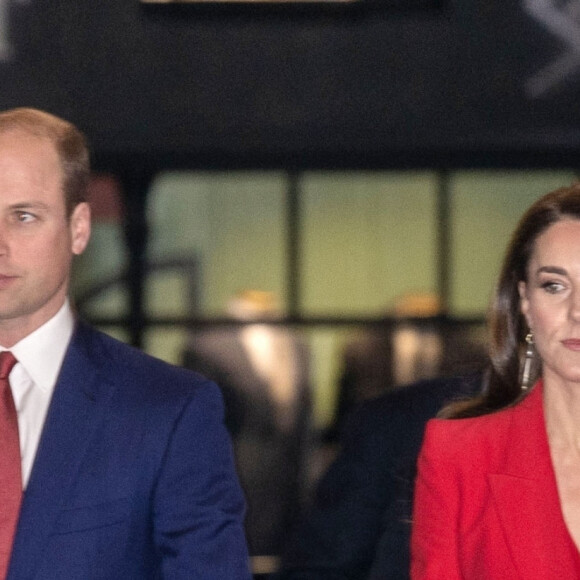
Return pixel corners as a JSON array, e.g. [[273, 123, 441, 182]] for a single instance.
[[562, 339, 580, 351]]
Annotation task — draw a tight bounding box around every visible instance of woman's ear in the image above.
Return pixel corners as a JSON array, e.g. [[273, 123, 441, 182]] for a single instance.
[[518, 280, 531, 329]]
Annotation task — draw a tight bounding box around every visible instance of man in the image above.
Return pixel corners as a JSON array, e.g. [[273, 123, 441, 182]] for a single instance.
[[0, 107, 250, 579], [277, 374, 481, 579]]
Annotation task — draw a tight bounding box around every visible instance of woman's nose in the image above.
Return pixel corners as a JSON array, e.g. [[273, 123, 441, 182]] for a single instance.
[[570, 289, 580, 322]]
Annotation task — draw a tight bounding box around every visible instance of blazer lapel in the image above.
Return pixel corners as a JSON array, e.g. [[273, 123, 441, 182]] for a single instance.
[[489, 383, 578, 579], [8, 325, 114, 579]]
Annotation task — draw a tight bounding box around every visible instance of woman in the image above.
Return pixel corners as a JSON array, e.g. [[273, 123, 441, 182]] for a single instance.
[[411, 183, 580, 579]]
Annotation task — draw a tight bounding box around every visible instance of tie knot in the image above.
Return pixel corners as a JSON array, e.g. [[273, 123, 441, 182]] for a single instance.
[[0, 351, 17, 380]]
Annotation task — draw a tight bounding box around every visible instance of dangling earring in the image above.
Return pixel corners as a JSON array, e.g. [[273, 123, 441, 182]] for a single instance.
[[521, 332, 535, 391]]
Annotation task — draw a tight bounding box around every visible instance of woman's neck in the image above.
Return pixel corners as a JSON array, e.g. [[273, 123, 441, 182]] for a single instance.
[[544, 375, 580, 452]]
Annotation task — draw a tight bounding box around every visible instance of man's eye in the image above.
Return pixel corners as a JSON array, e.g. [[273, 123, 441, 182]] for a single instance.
[[16, 212, 35, 223]]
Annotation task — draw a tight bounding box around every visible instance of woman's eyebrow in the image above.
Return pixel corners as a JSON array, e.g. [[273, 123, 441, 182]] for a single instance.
[[535, 266, 567, 276]]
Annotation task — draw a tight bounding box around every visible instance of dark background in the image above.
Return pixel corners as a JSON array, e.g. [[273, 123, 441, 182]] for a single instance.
[[1, 0, 578, 170]]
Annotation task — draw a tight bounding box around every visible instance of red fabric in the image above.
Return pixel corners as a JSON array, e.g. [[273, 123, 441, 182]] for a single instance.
[[0, 352, 21, 580], [411, 381, 580, 579]]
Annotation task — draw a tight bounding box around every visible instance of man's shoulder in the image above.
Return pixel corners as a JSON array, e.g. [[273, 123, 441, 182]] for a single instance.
[[72, 321, 218, 399]]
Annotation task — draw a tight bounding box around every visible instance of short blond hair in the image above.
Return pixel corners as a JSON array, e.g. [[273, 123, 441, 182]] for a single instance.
[[0, 107, 90, 217]]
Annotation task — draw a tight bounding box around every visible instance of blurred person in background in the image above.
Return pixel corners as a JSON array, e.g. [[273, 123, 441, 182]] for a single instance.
[[183, 290, 312, 575], [277, 374, 481, 579]]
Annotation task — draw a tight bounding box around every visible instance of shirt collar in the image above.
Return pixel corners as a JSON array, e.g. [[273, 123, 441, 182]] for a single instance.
[[4, 300, 75, 392]]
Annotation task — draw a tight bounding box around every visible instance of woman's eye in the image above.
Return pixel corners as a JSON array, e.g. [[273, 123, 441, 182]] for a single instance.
[[541, 281, 564, 294]]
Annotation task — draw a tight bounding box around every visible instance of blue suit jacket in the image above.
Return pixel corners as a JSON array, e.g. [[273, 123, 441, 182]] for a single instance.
[[8, 321, 251, 579]]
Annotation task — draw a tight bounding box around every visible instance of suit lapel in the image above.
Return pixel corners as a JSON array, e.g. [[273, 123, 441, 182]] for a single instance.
[[489, 383, 578, 578], [8, 325, 114, 579]]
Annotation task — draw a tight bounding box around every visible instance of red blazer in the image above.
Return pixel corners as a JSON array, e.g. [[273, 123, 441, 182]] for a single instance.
[[411, 381, 580, 579]]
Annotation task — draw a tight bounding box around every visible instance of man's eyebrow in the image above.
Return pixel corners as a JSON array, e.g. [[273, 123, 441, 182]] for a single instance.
[[8, 202, 50, 211]]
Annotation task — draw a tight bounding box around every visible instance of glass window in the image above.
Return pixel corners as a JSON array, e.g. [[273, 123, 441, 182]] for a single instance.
[[299, 171, 440, 428], [145, 171, 288, 363], [300, 171, 439, 315], [137, 168, 578, 425]]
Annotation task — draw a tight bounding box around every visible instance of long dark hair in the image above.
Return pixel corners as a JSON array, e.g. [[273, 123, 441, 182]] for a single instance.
[[442, 182, 580, 418]]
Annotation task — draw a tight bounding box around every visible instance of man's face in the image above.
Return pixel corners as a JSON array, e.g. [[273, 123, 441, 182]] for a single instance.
[[0, 129, 90, 345]]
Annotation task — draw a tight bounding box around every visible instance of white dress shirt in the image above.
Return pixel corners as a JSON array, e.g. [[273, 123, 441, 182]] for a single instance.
[[1, 300, 74, 488]]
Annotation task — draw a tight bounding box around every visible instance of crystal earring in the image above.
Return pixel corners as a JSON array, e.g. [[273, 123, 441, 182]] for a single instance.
[[521, 332, 535, 391]]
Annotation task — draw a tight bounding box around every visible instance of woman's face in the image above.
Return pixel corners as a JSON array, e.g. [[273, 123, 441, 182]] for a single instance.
[[519, 219, 580, 386]]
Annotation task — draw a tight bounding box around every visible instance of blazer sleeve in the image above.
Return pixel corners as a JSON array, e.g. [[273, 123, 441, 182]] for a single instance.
[[410, 419, 462, 580], [152, 381, 251, 579]]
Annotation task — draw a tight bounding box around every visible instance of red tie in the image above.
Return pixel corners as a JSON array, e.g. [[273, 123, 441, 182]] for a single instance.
[[0, 352, 20, 579]]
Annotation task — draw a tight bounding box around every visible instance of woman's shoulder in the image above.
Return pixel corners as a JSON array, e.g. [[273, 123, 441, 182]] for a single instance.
[[422, 404, 516, 462]]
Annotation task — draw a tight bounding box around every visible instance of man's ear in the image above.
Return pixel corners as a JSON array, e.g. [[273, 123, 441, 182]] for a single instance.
[[70, 202, 91, 256]]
